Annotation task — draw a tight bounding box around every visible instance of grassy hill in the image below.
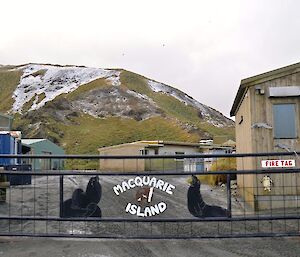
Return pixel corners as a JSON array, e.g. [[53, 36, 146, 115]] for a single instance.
[[0, 64, 235, 155]]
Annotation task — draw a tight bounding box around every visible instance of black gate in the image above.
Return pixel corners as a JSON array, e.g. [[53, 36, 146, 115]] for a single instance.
[[0, 152, 300, 239]]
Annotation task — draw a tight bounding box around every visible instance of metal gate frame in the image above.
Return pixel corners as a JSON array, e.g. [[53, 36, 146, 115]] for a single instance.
[[0, 151, 299, 239]]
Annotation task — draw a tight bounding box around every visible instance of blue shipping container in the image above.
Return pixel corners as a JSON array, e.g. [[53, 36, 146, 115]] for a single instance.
[[0, 134, 17, 166]]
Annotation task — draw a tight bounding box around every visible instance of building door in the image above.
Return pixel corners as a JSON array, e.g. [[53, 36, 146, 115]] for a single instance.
[[41, 151, 52, 170]]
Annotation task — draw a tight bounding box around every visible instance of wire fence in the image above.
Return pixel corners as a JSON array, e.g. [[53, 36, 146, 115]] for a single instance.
[[0, 152, 299, 238]]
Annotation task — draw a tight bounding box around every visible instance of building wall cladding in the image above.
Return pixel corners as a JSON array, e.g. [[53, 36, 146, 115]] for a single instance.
[[98, 142, 202, 172], [22, 139, 65, 170], [235, 67, 300, 210], [235, 88, 255, 205], [99, 143, 147, 172], [146, 145, 200, 172]]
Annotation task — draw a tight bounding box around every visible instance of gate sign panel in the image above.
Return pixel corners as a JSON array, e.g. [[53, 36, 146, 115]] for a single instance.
[[113, 176, 175, 217], [261, 159, 295, 168]]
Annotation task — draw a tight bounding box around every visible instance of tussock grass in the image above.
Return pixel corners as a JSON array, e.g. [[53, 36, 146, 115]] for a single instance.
[[64, 78, 110, 101], [57, 115, 199, 169], [0, 69, 22, 112], [36, 93, 46, 105], [199, 158, 237, 185], [58, 114, 199, 155], [30, 69, 47, 77], [120, 70, 152, 96], [120, 70, 234, 140]]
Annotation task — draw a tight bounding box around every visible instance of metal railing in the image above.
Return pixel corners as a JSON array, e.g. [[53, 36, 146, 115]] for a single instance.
[[0, 152, 299, 238]]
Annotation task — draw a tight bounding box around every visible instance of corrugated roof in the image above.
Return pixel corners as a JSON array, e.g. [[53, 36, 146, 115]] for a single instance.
[[221, 139, 236, 147], [98, 141, 148, 151], [21, 139, 47, 145], [0, 113, 13, 119], [230, 62, 300, 116], [98, 140, 217, 152], [159, 141, 202, 147]]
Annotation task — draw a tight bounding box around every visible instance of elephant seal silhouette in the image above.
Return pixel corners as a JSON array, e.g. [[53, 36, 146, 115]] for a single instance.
[[187, 175, 229, 218], [62, 176, 102, 218]]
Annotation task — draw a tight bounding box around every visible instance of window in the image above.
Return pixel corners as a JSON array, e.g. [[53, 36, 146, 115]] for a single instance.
[[140, 149, 149, 155], [273, 104, 297, 139], [175, 151, 185, 161]]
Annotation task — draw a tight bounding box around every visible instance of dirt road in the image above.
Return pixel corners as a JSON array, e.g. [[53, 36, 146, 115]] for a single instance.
[[1, 236, 300, 257]]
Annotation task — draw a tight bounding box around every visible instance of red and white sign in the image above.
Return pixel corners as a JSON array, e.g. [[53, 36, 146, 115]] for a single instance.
[[261, 159, 296, 168]]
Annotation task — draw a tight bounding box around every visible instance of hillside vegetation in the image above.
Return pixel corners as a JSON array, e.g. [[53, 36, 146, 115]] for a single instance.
[[0, 64, 234, 155]]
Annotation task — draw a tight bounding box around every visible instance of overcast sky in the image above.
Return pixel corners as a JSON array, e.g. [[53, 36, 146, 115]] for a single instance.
[[1, 0, 300, 117]]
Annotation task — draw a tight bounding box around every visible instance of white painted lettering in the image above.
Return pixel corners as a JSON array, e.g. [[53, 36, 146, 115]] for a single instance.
[[121, 181, 130, 191], [166, 184, 175, 195], [128, 179, 135, 188], [136, 206, 145, 217], [113, 184, 123, 195], [129, 204, 137, 215], [156, 179, 164, 190], [125, 203, 131, 212], [142, 176, 150, 185], [149, 177, 157, 187], [134, 177, 143, 187], [158, 202, 167, 212], [144, 207, 152, 217], [150, 205, 160, 215], [162, 182, 169, 191]]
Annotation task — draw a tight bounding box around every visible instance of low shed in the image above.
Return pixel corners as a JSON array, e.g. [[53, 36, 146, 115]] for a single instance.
[[21, 139, 65, 170], [98, 141, 204, 172]]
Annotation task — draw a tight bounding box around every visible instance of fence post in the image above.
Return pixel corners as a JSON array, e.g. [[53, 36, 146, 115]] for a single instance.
[[227, 174, 232, 218], [59, 175, 64, 217]]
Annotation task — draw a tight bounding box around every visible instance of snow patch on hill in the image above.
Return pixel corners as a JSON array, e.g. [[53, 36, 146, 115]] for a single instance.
[[147, 80, 230, 127], [72, 87, 161, 121], [12, 64, 121, 113], [148, 80, 209, 114], [10, 64, 232, 128]]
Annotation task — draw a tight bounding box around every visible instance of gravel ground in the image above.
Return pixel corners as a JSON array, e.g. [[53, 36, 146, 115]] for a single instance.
[[1, 236, 300, 257]]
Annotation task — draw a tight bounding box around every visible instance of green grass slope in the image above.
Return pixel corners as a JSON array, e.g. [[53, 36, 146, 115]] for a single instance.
[[0, 66, 22, 112], [0, 65, 234, 157], [120, 70, 234, 138]]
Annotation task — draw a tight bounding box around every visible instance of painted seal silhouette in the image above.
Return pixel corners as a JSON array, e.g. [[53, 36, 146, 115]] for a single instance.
[[187, 175, 229, 218], [62, 176, 102, 218]]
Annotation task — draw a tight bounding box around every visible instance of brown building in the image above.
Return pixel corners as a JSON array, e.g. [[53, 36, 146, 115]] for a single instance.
[[98, 140, 233, 172], [98, 141, 203, 172], [230, 62, 300, 210]]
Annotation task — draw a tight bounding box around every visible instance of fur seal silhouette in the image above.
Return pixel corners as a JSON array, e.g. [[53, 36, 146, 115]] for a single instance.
[[187, 175, 228, 218], [62, 176, 102, 218]]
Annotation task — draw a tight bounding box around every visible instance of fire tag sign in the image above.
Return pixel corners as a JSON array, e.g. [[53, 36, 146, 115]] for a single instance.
[[261, 159, 296, 168]]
